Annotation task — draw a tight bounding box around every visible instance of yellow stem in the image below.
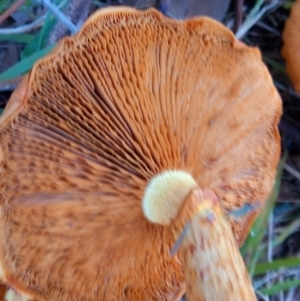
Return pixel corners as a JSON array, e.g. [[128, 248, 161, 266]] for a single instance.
[[171, 189, 257, 301]]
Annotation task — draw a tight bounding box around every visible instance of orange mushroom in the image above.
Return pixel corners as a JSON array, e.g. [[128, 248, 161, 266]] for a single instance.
[[282, 0, 300, 93], [0, 6, 281, 301]]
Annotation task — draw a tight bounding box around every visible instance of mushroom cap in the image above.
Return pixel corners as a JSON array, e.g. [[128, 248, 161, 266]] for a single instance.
[[0, 6, 281, 301], [282, 0, 300, 93]]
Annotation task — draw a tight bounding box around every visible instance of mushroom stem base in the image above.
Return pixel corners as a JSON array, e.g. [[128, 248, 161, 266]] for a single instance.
[[172, 189, 257, 301], [5, 289, 28, 301]]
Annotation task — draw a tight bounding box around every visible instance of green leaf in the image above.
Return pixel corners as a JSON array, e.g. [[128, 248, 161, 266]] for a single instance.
[[0, 0, 10, 14], [254, 257, 300, 275], [37, 13, 56, 50], [244, 0, 264, 23], [255, 218, 300, 261], [20, 0, 68, 59], [21, 14, 56, 59], [0, 45, 54, 81], [283, 1, 294, 9], [0, 34, 35, 44], [259, 279, 300, 296], [263, 57, 286, 74]]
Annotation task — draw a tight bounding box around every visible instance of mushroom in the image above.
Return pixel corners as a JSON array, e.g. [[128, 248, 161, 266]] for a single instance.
[[282, 0, 300, 93], [143, 173, 257, 300], [0, 6, 281, 301]]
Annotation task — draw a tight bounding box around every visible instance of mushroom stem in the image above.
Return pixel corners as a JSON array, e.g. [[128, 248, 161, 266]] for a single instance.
[[5, 289, 27, 301], [142, 171, 257, 300], [171, 189, 257, 301]]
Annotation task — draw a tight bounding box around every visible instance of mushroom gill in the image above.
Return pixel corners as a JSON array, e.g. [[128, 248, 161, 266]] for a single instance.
[[0, 6, 281, 301]]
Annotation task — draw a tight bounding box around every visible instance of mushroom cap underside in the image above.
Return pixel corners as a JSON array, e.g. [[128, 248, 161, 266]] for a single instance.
[[282, 0, 300, 93], [0, 6, 281, 301]]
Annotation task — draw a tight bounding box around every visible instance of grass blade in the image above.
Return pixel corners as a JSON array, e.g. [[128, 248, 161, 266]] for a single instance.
[[0, 33, 34, 43], [240, 151, 287, 276], [260, 279, 300, 296], [254, 257, 300, 275], [0, 45, 54, 81]]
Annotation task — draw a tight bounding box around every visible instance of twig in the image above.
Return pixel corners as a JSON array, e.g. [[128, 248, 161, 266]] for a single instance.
[[34, 0, 78, 34], [158, 0, 176, 18], [279, 273, 285, 301], [234, 0, 244, 33], [0, 15, 45, 34], [256, 21, 281, 36], [275, 82, 300, 99], [267, 212, 273, 264], [0, 0, 27, 25], [285, 276, 298, 301], [284, 164, 300, 181], [0, 0, 68, 35], [170, 223, 190, 256], [266, 212, 274, 301], [254, 268, 300, 289], [0, 76, 24, 92], [47, 0, 92, 45], [255, 290, 269, 301], [235, 0, 279, 39]]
